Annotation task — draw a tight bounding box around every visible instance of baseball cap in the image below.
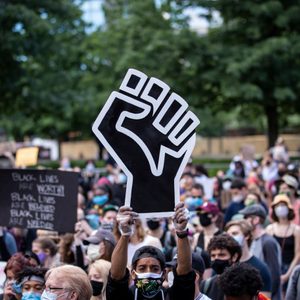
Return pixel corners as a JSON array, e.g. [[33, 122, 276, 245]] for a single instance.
[[83, 229, 116, 246], [198, 202, 220, 215], [282, 175, 299, 190], [239, 204, 267, 219], [271, 194, 293, 210], [131, 246, 165, 269]]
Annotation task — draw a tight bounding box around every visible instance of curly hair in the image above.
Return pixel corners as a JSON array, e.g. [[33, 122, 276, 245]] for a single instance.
[[219, 263, 263, 297], [4, 253, 33, 278], [207, 233, 242, 261]]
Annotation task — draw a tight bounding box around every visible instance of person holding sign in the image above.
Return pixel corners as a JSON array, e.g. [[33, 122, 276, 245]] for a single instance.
[[106, 202, 195, 300]]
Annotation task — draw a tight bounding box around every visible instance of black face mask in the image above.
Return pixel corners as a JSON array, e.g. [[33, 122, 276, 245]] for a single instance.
[[199, 213, 212, 227], [90, 280, 103, 296], [278, 170, 286, 177], [147, 220, 160, 230], [211, 259, 231, 274]]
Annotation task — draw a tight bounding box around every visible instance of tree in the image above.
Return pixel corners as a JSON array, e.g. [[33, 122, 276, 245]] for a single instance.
[[179, 0, 300, 146], [0, 0, 87, 139]]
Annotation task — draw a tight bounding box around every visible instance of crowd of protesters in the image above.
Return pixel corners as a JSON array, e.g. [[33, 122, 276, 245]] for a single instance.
[[0, 136, 300, 300]]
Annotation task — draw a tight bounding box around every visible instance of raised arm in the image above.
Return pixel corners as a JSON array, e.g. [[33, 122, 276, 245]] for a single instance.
[[173, 202, 192, 275], [110, 206, 138, 280]]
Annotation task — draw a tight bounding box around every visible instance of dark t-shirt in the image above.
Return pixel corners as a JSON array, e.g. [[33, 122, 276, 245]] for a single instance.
[[200, 275, 224, 300], [244, 255, 272, 292], [106, 268, 195, 300]]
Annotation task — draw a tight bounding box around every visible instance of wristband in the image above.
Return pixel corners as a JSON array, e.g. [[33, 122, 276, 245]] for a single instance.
[[176, 229, 189, 239], [118, 224, 133, 236]]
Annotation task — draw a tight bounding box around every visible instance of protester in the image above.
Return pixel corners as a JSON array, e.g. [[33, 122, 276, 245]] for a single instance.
[[200, 233, 242, 300], [126, 218, 163, 269], [1, 253, 33, 300], [286, 264, 300, 300], [219, 263, 270, 300], [31, 237, 60, 268], [166, 252, 211, 300], [83, 229, 116, 263], [106, 202, 196, 300], [42, 265, 92, 300], [224, 219, 271, 298], [224, 178, 247, 224], [239, 204, 282, 300], [278, 174, 300, 225], [14, 266, 47, 300], [194, 203, 222, 251], [266, 194, 300, 292], [0, 227, 17, 261], [88, 259, 111, 300]]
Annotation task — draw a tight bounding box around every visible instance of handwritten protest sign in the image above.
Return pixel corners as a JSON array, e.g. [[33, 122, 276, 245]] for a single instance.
[[0, 169, 78, 232], [93, 68, 200, 217], [15, 147, 39, 167]]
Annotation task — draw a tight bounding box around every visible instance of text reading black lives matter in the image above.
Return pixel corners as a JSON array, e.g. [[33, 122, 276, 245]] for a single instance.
[[0, 169, 78, 233]]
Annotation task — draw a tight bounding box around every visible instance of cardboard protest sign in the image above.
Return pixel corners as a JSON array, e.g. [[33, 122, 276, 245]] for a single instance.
[[0, 169, 78, 232], [93, 69, 200, 217], [15, 147, 39, 167]]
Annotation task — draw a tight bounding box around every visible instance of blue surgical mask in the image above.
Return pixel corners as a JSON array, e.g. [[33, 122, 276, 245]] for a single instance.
[[41, 290, 68, 300], [86, 214, 99, 229], [185, 197, 203, 211], [41, 290, 55, 300], [22, 292, 42, 300], [233, 234, 244, 247], [92, 195, 109, 206]]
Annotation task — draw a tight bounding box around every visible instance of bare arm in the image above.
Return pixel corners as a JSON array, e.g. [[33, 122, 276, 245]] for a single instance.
[[110, 206, 138, 280], [173, 202, 192, 275], [282, 225, 300, 282]]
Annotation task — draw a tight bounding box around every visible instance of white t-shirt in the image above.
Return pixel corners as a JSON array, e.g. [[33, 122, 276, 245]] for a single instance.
[[127, 234, 163, 268]]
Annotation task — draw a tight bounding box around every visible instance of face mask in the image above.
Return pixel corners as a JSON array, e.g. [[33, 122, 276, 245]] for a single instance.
[[245, 198, 256, 206], [147, 220, 160, 230], [167, 271, 174, 287], [87, 244, 100, 262], [90, 280, 103, 296], [185, 197, 203, 211], [222, 181, 231, 191], [92, 194, 109, 206], [233, 234, 244, 247], [22, 292, 42, 300], [278, 170, 286, 177], [117, 173, 127, 184], [275, 205, 289, 218], [86, 214, 99, 229], [41, 290, 68, 300], [211, 259, 231, 274], [12, 281, 22, 294], [134, 272, 163, 299], [232, 194, 243, 203], [37, 252, 47, 264], [199, 213, 212, 227]]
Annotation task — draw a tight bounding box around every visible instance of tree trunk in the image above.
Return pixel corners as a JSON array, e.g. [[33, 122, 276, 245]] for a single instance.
[[264, 100, 278, 148]]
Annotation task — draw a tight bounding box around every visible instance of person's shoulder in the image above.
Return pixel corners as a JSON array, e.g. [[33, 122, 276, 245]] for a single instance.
[[247, 255, 269, 272], [261, 233, 278, 246]]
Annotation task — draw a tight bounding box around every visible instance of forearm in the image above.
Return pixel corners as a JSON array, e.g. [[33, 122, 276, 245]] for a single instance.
[[285, 255, 300, 277], [110, 235, 130, 280], [176, 235, 192, 275]]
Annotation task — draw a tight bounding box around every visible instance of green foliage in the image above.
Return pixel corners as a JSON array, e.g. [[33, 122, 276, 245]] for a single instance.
[[0, 0, 87, 139], [1, 0, 300, 146]]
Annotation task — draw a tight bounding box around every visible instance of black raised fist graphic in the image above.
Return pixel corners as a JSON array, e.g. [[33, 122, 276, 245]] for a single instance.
[[92, 69, 200, 217]]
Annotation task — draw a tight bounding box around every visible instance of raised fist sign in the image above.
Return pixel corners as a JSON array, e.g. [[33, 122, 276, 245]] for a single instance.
[[92, 69, 200, 217]]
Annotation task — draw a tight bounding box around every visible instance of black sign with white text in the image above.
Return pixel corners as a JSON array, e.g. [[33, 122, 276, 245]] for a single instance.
[[0, 169, 78, 232]]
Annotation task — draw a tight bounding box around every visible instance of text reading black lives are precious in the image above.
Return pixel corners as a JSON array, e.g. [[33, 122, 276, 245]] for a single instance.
[[0, 169, 78, 233]]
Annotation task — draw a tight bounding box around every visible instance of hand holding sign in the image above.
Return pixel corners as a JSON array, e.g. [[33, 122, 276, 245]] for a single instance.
[[93, 69, 200, 217]]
